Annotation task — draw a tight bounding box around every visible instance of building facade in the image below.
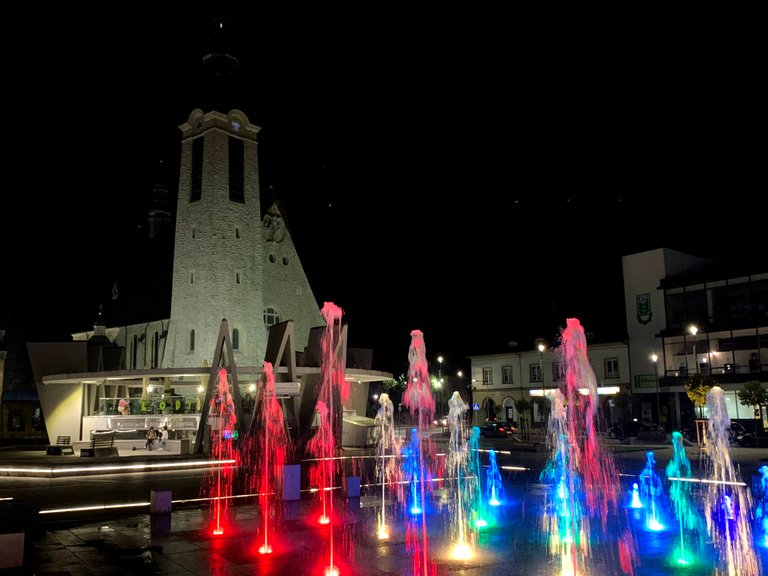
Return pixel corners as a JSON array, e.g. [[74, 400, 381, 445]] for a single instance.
[[468, 341, 630, 429], [468, 246, 768, 436], [624, 247, 768, 430]]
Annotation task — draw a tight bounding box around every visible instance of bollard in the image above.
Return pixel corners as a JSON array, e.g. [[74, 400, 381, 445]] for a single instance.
[[283, 464, 301, 501], [0, 530, 24, 569], [345, 476, 361, 498], [151, 489, 173, 514]]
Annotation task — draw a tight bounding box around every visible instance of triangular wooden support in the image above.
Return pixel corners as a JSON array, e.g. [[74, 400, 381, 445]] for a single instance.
[[192, 319, 246, 454]]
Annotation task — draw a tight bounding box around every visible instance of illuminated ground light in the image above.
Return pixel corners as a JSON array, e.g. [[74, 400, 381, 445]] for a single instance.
[[323, 565, 339, 576], [258, 544, 273, 554], [450, 542, 474, 561], [0, 458, 238, 477], [673, 550, 693, 566], [39, 501, 149, 515], [212, 527, 224, 535], [489, 498, 500, 507], [318, 515, 331, 525], [410, 506, 422, 515], [473, 518, 488, 528], [377, 526, 390, 540], [645, 518, 665, 532]]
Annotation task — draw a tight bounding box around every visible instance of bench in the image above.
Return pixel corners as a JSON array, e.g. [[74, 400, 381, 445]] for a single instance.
[[80, 430, 119, 457], [46, 435, 75, 456]]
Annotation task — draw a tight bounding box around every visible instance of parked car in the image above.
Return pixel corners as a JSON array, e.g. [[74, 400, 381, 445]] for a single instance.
[[501, 420, 518, 433], [433, 415, 448, 427], [607, 424, 624, 440], [607, 421, 664, 439], [479, 421, 513, 438]]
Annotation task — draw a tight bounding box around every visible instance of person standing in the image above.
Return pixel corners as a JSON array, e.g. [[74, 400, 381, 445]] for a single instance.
[[145, 426, 157, 450]]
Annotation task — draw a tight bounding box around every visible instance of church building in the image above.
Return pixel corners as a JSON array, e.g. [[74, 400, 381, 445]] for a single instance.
[[26, 20, 389, 454]]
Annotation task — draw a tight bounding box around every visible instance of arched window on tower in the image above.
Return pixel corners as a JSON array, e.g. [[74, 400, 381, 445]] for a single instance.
[[232, 328, 239, 350], [189, 329, 195, 352], [263, 307, 281, 328]]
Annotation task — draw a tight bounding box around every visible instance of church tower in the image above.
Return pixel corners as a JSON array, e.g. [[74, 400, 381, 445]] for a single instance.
[[163, 19, 322, 369], [163, 108, 266, 368]]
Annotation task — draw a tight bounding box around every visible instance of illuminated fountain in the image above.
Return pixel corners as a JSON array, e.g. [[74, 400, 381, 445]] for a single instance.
[[445, 390, 475, 559], [627, 482, 643, 510], [402, 329, 437, 576], [637, 450, 667, 531], [754, 465, 768, 548], [248, 361, 289, 555], [486, 449, 504, 509], [202, 368, 240, 536], [373, 392, 401, 540], [540, 318, 637, 575], [306, 302, 350, 576], [403, 427, 424, 516], [703, 385, 759, 576], [466, 426, 488, 528], [540, 391, 579, 573], [665, 430, 704, 567]]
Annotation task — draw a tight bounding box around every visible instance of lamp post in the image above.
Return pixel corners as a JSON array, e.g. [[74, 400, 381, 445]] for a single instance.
[[689, 325, 699, 375], [533, 339, 547, 431], [437, 356, 444, 414], [457, 370, 464, 423], [536, 340, 547, 386], [651, 353, 661, 426]]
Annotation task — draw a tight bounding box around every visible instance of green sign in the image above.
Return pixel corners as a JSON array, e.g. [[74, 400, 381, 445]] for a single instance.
[[634, 374, 657, 389]]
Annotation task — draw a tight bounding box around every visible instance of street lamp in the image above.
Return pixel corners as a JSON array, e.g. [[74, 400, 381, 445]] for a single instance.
[[436, 378, 443, 414], [689, 325, 699, 375], [651, 353, 660, 425], [436, 356, 444, 413], [536, 339, 547, 386]]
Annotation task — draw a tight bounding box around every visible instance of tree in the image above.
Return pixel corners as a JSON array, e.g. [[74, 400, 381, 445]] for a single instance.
[[684, 373, 717, 419], [737, 380, 768, 432], [612, 391, 633, 425], [380, 375, 407, 409], [514, 397, 532, 436], [514, 398, 531, 421], [531, 396, 551, 427]]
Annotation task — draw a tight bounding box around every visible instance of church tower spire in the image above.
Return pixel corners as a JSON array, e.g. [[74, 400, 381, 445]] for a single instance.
[[148, 160, 173, 241], [194, 17, 243, 114]]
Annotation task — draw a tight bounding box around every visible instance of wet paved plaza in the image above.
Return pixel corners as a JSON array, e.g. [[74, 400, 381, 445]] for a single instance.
[[9, 463, 768, 575]]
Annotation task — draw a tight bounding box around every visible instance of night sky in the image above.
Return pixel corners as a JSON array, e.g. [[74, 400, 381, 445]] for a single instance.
[[1, 9, 763, 379]]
